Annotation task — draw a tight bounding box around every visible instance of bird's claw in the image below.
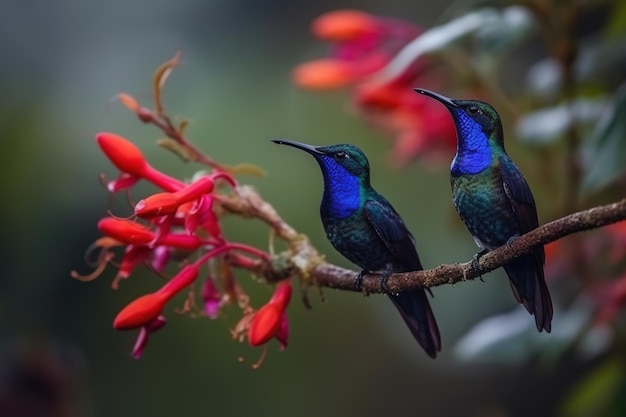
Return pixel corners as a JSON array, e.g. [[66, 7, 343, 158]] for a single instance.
[[470, 249, 489, 279], [380, 271, 392, 294], [354, 270, 365, 292], [506, 235, 519, 249]]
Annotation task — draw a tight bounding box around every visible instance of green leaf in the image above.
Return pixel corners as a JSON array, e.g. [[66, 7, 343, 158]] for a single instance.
[[580, 85, 626, 195], [560, 359, 624, 417]]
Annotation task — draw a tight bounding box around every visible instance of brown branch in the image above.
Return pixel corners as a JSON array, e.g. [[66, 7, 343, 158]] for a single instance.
[[219, 185, 626, 294], [136, 54, 626, 297]]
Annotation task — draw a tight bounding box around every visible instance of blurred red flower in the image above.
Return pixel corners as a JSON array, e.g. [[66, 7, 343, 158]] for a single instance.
[[293, 9, 456, 166]]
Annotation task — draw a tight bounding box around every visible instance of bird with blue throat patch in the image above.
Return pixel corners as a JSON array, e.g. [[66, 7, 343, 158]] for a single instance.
[[271, 139, 441, 358], [415, 88, 553, 333]]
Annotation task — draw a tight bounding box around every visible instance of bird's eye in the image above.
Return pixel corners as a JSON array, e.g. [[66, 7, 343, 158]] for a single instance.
[[334, 151, 348, 161], [467, 105, 481, 115]]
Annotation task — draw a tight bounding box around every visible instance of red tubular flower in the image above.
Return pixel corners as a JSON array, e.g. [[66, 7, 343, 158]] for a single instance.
[[98, 218, 154, 245], [247, 280, 292, 347], [113, 292, 169, 330], [293, 59, 360, 90], [248, 303, 283, 347], [97, 132, 148, 178], [96, 132, 184, 192], [312, 10, 379, 41], [98, 218, 205, 251], [134, 192, 181, 218], [134, 175, 221, 218], [113, 265, 199, 330]]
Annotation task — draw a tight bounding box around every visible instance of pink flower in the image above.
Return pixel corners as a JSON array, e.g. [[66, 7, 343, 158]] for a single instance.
[[201, 277, 222, 319]]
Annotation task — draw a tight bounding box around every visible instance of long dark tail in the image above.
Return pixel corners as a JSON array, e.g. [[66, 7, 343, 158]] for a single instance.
[[504, 253, 553, 332], [387, 289, 441, 358]]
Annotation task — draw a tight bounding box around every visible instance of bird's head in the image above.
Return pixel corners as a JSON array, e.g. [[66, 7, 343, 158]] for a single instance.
[[414, 88, 504, 149], [272, 140, 371, 183]]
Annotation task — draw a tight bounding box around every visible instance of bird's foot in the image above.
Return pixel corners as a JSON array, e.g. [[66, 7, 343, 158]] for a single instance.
[[505, 235, 519, 249], [470, 249, 489, 280], [380, 270, 392, 294], [471, 249, 489, 269], [354, 270, 366, 292]]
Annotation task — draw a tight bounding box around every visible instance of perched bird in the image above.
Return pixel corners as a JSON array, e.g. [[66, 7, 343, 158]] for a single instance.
[[272, 140, 441, 357], [415, 88, 553, 332]]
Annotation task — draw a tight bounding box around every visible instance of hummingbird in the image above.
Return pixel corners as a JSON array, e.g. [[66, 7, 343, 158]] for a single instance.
[[415, 88, 553, 332], [272, 139, 441, 358]]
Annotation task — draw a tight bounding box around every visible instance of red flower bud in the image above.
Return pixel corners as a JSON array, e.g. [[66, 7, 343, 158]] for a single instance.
[[98, 218, 154, 245], [113, 292, 168, 330], [134, 192, 181, 218], [247, 281, 292, 348], [312, 10, 378, 41], [292, 59, 354, 90], [96, 132, 147, 178], [134, 176, 216, 218], [248, 303, 282, 347]]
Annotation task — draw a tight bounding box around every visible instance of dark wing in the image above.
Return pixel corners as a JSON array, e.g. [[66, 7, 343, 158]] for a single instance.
[[499, 157, 552, 332], [364, 200, 440, 356], [499, 158, 541, 246], [363, 198, 422, 272]]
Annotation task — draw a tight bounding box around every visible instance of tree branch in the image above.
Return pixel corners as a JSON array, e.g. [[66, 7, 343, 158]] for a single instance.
[[218, 186, 626, 294]]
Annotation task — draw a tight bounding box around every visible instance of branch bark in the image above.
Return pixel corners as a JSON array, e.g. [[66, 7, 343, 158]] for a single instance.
[[218, 186, 626, 295]]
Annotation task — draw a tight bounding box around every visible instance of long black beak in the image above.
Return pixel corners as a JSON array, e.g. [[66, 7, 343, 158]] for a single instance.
[[414, 88, 458, 108], [271, 139, 325, 155]]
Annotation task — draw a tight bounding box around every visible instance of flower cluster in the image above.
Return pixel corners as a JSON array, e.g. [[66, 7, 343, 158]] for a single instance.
[[72, 61, 294, 361], [293, 9, 456, 166]]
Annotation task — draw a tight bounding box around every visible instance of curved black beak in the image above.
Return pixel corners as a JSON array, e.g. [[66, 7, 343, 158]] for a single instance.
[[272, 139, 325, 155], [414, 88, 458, 108]]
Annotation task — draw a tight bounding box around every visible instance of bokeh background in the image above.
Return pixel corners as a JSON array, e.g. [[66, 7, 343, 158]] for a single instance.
[[1, 1, 624, 416]]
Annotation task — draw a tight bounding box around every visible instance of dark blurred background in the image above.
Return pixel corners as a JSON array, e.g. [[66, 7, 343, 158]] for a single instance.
[[0, 1, 615, 416]]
